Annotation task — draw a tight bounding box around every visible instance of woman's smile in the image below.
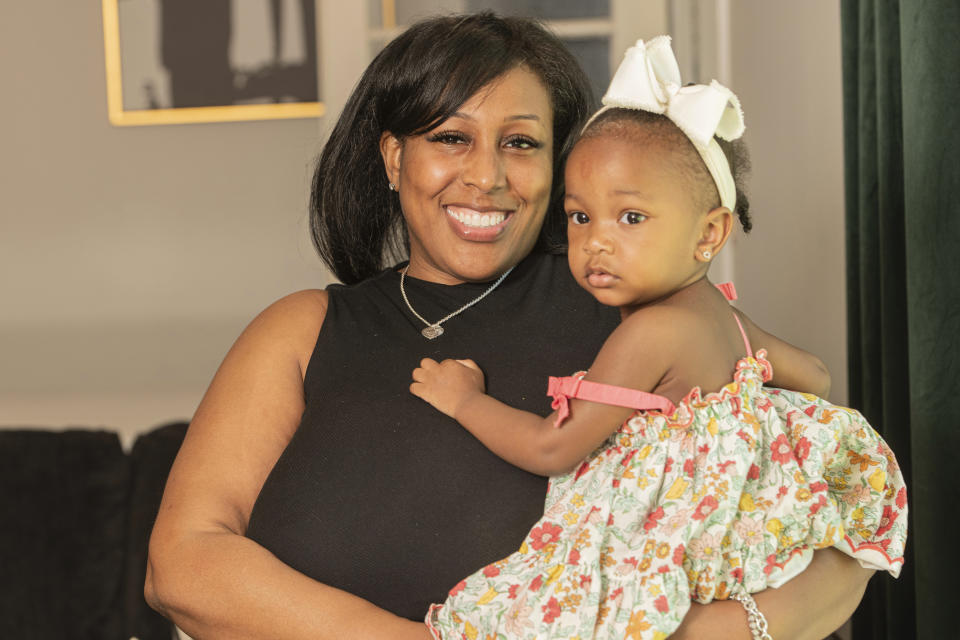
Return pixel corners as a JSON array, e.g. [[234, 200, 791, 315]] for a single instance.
[[444, 205, 514, 239]]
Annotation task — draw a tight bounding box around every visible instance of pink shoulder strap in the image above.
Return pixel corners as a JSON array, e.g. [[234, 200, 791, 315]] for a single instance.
[[715, 281, 753, 358], [547, 376, 676, 427]]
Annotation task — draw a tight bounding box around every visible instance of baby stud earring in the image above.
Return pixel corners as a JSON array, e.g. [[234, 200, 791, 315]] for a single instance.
[[702, 250, 712, 260], [388, 182, 397, 191]]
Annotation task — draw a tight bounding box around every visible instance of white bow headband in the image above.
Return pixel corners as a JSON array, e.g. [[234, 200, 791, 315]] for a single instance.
[[584, 35, 746, 211]]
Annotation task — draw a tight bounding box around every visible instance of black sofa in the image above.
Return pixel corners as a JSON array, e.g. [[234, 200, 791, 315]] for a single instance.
[[1, 422, 187, 640]]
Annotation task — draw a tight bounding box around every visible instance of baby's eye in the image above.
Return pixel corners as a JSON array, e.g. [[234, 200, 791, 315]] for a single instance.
[[426, 130, 468, 145], [504, 135, 541, 150], [568, 211, 590, 225], [619, 211, 647, 224]]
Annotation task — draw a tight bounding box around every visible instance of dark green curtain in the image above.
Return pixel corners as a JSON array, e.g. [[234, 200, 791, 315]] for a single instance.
[[841, 1, 960, 639]]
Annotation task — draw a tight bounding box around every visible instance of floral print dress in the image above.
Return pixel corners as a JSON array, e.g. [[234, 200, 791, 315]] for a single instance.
[[426, 344, 907, 639]]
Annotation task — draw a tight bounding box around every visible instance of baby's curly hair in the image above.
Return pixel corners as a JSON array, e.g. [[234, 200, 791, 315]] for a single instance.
[[579, 108, 753, 232]]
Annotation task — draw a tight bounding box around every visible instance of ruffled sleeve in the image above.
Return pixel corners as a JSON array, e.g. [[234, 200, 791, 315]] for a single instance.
[[755, 349, 773, 383]]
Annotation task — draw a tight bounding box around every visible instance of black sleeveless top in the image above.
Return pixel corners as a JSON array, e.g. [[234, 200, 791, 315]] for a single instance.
[[246, 252, 619, 620]]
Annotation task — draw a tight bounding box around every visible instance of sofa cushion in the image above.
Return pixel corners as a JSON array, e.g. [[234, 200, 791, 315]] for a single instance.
[[0, 429, 129, 639]]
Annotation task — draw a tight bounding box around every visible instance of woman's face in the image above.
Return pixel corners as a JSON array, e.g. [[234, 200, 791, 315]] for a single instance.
[[380, 66, 554, 284]]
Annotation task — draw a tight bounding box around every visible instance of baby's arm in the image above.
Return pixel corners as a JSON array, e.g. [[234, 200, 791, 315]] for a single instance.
[[410, 357, 631, 476], [411, 309, 674, 477], [734, 309, 832, 398]]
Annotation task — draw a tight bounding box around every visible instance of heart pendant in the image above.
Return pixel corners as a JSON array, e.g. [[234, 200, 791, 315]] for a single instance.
[[421, 325, 444, 339]]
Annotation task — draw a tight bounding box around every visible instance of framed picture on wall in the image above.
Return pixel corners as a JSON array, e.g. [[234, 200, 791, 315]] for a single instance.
[[101, 0, 323, 126]]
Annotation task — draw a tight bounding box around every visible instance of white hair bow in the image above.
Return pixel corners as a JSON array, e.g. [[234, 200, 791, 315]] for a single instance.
[[587, 36, 746, 210]]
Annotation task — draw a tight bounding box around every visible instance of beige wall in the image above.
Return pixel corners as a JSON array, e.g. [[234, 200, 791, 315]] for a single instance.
[[1, 3, 331, 445], [0, 2, 848, 446], [728, 0, 848, 404]]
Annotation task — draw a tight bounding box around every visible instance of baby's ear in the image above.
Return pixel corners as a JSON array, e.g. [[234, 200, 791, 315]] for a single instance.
[[695, 207, 734, 262]]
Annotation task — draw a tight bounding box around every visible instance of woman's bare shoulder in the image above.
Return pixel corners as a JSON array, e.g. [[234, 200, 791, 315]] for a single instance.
[[155, 288, 332, 541], [254, 288, 329, 329], [241, 288, 329, 379]]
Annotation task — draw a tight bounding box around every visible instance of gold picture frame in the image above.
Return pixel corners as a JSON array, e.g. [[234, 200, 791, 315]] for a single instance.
[[101, 0, 324, 126]]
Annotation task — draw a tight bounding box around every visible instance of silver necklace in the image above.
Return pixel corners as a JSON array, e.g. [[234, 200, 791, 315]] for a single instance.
[[399, 265, 515, 339]]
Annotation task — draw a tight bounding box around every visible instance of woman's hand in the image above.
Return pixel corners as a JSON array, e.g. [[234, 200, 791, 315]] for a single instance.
[[671, 548, 873, 640], [410, 357, 486, 419]]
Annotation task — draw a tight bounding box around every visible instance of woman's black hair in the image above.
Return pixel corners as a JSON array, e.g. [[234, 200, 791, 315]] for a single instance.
[[579, 108, 753, 232], [310, 12, 595, 284]]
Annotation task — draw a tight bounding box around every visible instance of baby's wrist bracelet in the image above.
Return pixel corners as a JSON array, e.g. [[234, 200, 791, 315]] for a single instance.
[[730, 592, 773, 640]]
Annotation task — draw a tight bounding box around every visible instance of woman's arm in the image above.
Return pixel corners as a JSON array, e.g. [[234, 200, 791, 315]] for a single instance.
[[145, 291, 431, 640], [735, 309, 832, 398], [672, 548, 873, 640]]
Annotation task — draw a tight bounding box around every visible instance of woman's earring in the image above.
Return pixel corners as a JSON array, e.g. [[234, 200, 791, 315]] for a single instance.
[[388, 182, 397, 192], [702, 250, 712, 260]]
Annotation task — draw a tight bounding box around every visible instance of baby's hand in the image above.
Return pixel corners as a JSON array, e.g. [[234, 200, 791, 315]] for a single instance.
[[410, 358, 486, 419]]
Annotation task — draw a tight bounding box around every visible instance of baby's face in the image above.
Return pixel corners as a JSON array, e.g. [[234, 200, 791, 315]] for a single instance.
[[564, 132, 708, 312]]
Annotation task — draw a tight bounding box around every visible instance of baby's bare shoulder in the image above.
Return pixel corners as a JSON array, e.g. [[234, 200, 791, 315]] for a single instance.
[[616, 303, 702, 339]]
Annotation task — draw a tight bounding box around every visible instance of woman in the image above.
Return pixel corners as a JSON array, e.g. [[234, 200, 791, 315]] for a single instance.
[[146, 13, 872, 639]]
